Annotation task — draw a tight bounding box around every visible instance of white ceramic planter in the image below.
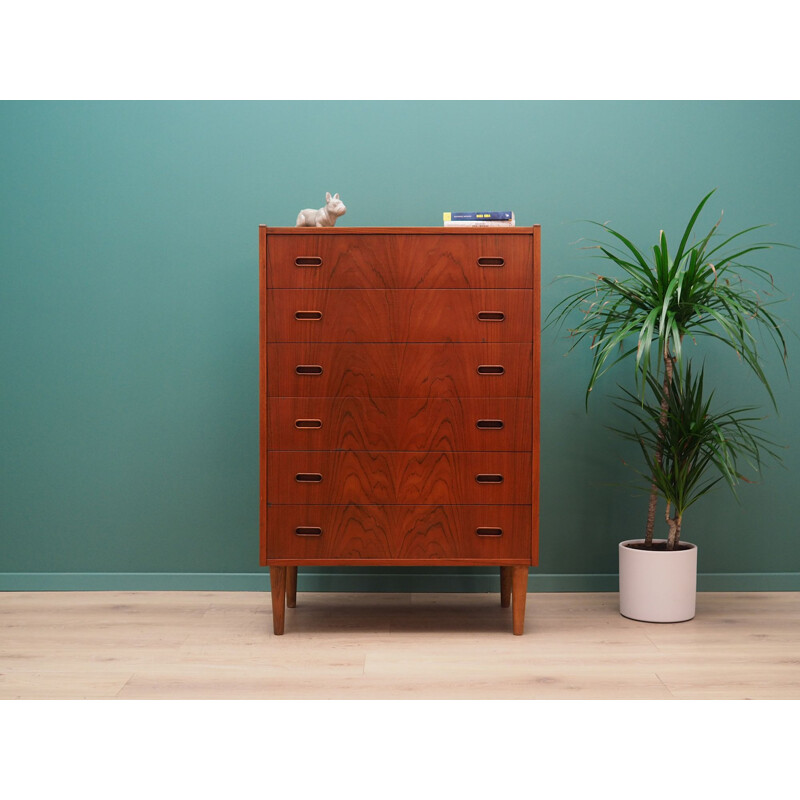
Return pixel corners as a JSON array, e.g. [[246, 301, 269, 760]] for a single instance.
[[618, 539, 698, 623]]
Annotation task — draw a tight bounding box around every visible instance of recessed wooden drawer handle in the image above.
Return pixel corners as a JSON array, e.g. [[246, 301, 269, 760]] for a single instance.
[[295, 526, 322, 537], [476, 527, 503, 537], [477, 365, 505, 375], [476, 419, 504, 430], [295, 419, 322, 429], [476, 474, 504, 484], [295, 473, 323, 483], [477, 257, 504, 268], [477, 311, 505, 322], [295, 256, 322, 267], [295, 310, 322, 320], [296, 365, 323, 375]]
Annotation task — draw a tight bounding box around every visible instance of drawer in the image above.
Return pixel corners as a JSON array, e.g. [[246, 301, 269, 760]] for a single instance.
[[393, 504, 532, 560], [267, 397, 533, 451], [267, 343, 533, 398], [268, 504, 394, 560], [267, 289, 533, 343], [267, 451, 531, 505], [266, 233, 533, 289], [267, 504, 532, 561]]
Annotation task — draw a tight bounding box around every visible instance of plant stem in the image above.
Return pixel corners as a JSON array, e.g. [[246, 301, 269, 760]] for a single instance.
[[644, 343, 674, 546], [666, 506, 682, 550]]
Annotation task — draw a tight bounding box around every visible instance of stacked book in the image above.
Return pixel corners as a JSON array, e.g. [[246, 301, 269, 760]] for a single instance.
[[443, 211, 515, 227]]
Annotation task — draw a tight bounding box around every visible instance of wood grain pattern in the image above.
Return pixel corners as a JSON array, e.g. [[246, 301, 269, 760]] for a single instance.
[[268, 504, 394, 560], [266, 504, 531, 561], [267, 397, 534, 452], [266, 232, 533, 289], [393, 505, 531, 561], [267, 451, 531, 505], [267, 343, 533, 398], [267, 289, 533, 343]]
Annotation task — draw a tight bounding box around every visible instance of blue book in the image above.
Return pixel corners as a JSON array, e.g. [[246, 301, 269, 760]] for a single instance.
[[444, 211, 514, 221]]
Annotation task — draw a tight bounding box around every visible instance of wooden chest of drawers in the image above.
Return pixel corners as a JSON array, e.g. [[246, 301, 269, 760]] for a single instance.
[[259, 226, 540, 634]]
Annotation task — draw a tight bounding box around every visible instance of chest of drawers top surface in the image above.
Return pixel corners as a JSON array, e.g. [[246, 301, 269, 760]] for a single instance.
[[261, 226, 537, 235]]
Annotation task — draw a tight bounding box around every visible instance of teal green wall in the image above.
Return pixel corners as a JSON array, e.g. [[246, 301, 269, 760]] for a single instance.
[[1, 101, 798, 591]]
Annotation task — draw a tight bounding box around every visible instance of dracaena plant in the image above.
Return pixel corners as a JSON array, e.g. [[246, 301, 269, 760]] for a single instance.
[[548, 190, 789, 547], [612, 363, 781, 549]]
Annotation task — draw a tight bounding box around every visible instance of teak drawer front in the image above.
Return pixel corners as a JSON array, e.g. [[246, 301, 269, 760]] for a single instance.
[[268, 397, 533, 451], [392, 504, 532, 561], [267, 289, 533, 343], [266, 233, 533, 289], [267, 504, 532, 561], [267, 343, 533, 398], [268, 451, 531, 505], [268, 504, 394, 560]]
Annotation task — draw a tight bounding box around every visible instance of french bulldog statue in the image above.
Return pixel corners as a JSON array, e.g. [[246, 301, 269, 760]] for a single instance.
[[296, 192, 347, 227]]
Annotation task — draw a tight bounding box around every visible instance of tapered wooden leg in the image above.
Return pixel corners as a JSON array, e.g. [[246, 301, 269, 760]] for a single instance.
[[511, 566, 528, 635], [270, 566, 287, 635], [500, 567, 512, 608], [286, 566, 298, 608]]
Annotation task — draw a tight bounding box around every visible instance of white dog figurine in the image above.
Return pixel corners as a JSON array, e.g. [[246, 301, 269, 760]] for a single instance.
[[295, 192, 347, 227]]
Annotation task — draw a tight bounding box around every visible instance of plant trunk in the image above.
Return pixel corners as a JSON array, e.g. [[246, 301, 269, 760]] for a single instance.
[[666, 505, 682, 550], [644, 345, 674, 546]]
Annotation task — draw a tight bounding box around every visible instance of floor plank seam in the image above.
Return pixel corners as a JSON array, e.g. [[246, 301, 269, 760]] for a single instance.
[[644, 633, 663, 652], [654, 672, 675, 698], [115, 673, 136, 698]]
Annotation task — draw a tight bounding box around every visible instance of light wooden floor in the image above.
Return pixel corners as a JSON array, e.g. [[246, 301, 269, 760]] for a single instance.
[[1, 590, 799, 699]]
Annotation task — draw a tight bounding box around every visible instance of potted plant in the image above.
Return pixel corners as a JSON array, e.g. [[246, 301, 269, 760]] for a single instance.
[[612, 362, 779, 621], [548, 190, 790, 620]]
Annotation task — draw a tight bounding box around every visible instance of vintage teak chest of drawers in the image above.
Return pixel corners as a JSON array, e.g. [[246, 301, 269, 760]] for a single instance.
[[259, 226, 540, 634]]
